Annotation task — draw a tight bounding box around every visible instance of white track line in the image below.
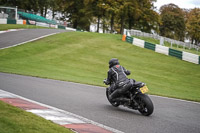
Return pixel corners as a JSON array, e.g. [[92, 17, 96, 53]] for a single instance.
[[150, 94, 200, 104], [0, 29, 25, 34]]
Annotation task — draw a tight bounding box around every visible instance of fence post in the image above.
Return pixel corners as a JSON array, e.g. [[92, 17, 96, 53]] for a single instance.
[[15, 6, 18, 20], [160, 37, 164, 45]]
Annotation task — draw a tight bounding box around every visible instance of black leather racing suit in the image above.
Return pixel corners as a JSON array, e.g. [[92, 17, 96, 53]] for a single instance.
[[106, 64, 132, 101]]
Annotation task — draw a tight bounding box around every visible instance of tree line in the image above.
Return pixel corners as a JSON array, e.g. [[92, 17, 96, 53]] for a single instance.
[[1, 0, 200, 44]]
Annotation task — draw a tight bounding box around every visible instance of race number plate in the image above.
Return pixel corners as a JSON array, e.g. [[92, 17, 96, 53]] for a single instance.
[[140, 86, 149, 93]]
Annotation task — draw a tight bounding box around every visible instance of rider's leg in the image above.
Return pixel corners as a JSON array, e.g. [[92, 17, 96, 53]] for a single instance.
[[109, 81, 132, 101]]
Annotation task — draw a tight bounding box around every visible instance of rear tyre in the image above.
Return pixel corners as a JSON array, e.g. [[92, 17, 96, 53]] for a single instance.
[[135, 94, 154, 116], [106, 88, 119, 107]]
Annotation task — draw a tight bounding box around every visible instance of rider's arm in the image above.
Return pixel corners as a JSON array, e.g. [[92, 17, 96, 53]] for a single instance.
[[122, 66, 131, 75], [105, 70, 112, 85]]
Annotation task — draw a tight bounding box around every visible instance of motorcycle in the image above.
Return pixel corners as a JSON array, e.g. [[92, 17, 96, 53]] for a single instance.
[[104, 79, 154, 116]]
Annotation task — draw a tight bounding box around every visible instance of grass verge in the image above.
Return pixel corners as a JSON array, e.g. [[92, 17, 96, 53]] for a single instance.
[[0, 24, 52, 31], [0, 32, 199, 102], [0, 100, 72, 133]]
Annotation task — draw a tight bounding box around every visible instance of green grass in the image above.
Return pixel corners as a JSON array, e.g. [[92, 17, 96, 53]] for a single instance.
[[0, 24, 52, 31], [0, 101, 72, 133], [0, 32, 199, 102], [133, 36, 200, 56]]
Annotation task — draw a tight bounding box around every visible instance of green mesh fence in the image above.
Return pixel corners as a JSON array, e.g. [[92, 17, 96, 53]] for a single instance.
[[17, 11, 56, 24]]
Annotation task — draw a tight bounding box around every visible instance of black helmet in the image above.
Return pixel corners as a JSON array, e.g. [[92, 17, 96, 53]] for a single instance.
[[109, 58, 119, 68]]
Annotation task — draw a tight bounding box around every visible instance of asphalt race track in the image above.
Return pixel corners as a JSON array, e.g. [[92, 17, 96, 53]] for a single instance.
[[0, 29, 69, 49], [0, 29, 200, 133], [0, 73, 200, 133]]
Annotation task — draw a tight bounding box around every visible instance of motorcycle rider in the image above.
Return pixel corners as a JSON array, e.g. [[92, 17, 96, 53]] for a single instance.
[[104, 58, 132, 104]]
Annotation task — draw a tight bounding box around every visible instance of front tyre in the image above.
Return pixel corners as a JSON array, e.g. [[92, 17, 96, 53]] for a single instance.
[[106, 88, 119, 107], [136, 94, 154, 116]]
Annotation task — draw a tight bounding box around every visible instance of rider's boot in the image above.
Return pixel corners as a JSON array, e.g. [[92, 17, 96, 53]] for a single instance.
[[109, 90, 120, 102]]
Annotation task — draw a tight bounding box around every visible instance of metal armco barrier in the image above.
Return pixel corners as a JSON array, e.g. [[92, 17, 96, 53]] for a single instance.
[[126, 36, 133, 44], [155, 45, 169, 55], [123, 35, 200, 64], [182, 52, 199, 64], [125, 29, 200, 51], [169, 49, 182, 59], [58, 25, 66, 29], [145, 42, 156, 51], [7, 19, 16, 24], [132, 37, 145, 48], [0, 18, 76, 31]]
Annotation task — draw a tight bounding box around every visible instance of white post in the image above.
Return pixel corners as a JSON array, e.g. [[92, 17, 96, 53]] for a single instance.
[[15, 6, 18, 20], [160, 37, 164, 45], [124, 29, 127, 35]]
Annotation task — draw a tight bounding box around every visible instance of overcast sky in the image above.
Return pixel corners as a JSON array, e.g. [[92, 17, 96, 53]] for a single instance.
[[154, 0, 200, 11]]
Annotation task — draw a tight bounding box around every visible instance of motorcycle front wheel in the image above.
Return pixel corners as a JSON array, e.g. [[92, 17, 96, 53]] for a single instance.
[[135, 94, 154, 116], [106, 88, 120, 107]]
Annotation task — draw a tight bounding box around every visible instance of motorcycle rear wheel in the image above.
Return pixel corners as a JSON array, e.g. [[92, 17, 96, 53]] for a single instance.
[[106, 88, 120, 107], [135, 94, 154, 116]]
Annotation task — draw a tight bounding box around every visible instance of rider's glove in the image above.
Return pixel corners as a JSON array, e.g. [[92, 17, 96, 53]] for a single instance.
[[103, 79, 109, 85]]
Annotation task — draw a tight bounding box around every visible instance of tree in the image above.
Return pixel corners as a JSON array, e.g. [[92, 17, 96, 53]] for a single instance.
[[159, 4, 185, 41], [90, 0, 105, 33], [100, 0, 116, 33], [115, 0, 129, 34], [0, 0, 19, 7], [49, 0, 60, 19], [106, 0, 119, 33], [1, 0, 161, 34], [186, 8, 200, 45], [125, 0, 140, 30], [58, 0, 93, 30], [134, 0, 159, 33], [115, 0, 159, 34], [37, 0, 51, 17]]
